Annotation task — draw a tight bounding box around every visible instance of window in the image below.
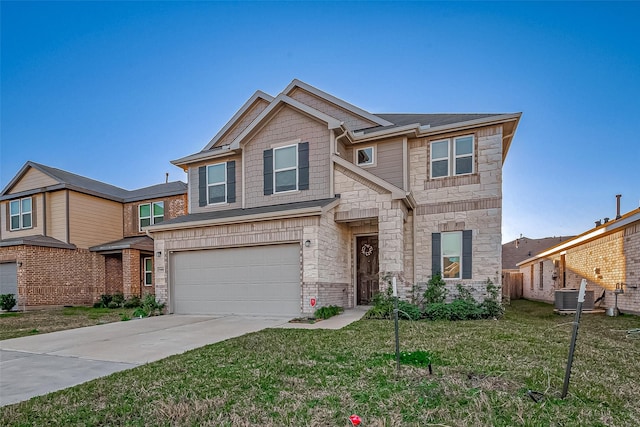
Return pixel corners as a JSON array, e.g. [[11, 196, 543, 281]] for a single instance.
[[143, 257, 153, 287], [207, 163, 227, 204], [441, 231, 462, 279], [430, 135, 474, 178], [198, 161, 235, 207], [9, 197, 32, 230], [263, 142, 309, 195], [432, 230, 472, 279], [539, 262, 544, 289], [356, 146, 375, 166], [139, 201, 164, 230], [274, 144, 298, 193]]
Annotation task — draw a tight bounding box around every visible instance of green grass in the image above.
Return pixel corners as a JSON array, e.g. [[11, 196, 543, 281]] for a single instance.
[[1, 300, 639, 426]]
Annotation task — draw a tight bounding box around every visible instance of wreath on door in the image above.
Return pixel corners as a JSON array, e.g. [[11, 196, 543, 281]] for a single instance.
[[361, 243, 374, 257]]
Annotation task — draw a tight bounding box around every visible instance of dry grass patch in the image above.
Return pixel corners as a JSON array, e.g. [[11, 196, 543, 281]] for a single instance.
[[0, 306, 136, 340]]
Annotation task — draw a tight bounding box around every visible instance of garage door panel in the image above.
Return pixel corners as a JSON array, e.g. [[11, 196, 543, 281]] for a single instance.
[[171, 244, 301, 316]]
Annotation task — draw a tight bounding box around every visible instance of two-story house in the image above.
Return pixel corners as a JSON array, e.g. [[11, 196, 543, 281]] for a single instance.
[[0, 162, 187, 307], [147, 79, 521, 316]]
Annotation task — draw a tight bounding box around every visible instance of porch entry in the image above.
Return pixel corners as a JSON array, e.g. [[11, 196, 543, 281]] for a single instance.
[[356, 235, 379, 305]]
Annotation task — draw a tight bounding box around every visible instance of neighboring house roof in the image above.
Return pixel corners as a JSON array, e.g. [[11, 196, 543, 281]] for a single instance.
[[0, 235, 76, 249], [502, 236, 574, 270], [364, 113, 501, 133], [516, 208, 640, 267], [147, 197, 340, 231], [0, 161, 187, 203], [89, 236, 154, 253]]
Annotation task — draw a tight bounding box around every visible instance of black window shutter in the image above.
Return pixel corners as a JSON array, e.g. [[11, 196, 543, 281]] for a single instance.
[[431, 233, 441, 276], [298, 142, 309, 190], [198, 166, 207, 207], [263, 149, 273, 195], [226, 161, 236, 203], [462, 230, 473, 279]]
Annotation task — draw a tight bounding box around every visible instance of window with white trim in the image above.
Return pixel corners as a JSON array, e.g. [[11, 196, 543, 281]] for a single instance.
[[207, 163, 227, 204], [9, 197, 32, 230], [441, 231, 462, 279], [274, 144, 298, 193], [430, 135, 474, 178], [356, 146, 375, 166], [143, 257, 153, 287], [139, 201, 164, 230]]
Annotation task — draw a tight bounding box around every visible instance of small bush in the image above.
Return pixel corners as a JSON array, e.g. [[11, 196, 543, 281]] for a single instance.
[[424, 273, 448, 304], [0, 294, 17, 311], [314, 305, 343, 319], [92, 302, 103, 308], [133, 307, 148, 318], [123, 296, 141, 308], [423, 303, 451, 321], [98, 294, 113, 308], [142, 294, 165, 316], [112, 293, 125, 306], [449, 299, 482, 320], [398, 301, 421, 320], [364, 289, 394, 319], [107, 301, 120, 309], [480, 299, 504, 318]]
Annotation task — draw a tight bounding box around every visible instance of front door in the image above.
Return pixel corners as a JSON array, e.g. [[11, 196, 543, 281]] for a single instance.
[[357, 235, 379, 305]]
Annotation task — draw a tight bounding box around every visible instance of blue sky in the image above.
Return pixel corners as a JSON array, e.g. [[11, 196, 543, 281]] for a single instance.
[[1, 1, 639, 243]]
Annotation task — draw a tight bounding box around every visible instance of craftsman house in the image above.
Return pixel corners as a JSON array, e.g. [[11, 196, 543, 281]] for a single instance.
[[0, 162, 187, 307], [147, 79, 521, 316], [518, 203, 640, 315]]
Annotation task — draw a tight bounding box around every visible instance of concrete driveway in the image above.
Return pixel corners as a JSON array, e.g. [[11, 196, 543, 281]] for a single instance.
[[0, 308, 367, 407], [0, 314, 289, 406]]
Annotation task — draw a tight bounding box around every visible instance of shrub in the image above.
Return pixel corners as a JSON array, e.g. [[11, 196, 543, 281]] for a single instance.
[[0, 294, 17, 311], [424, 273, 448, 304], [397, 301, 422, 320], [480, 278, 504, 318], [364, 288, 395, 319], [111, 293, 125, 306], [423, 303, 451, 321], [142, 294, 165, 316], [314, 305, 343, 319], [107, 301, 120, 309], [133, 307, 148, 318], [92, 302, 103, 309], [454, 284, 476, 302], [123, 295, 141, 308], [98, 294, 113, 308], [449, 298, 482, 320]]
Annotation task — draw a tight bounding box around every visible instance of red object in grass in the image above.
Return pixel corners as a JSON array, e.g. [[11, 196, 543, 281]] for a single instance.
[[349, 414, 362, 426]]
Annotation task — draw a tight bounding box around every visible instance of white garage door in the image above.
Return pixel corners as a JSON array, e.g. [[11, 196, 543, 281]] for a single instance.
[[170, 244, 301, 316], [0, 262, 18, 295]]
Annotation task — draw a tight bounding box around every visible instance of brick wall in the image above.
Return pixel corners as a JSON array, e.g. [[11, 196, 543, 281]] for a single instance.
[[0, 245, 107, 306], [122, 249, 141, 298], [519, 220, 640, 314], [104, 254, 123, 295]]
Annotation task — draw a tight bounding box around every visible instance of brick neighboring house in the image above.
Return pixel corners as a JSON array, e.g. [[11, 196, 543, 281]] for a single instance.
[[147, 79, 521, 316], [0, 162, 187, 307], [517, 207, 640, 315]]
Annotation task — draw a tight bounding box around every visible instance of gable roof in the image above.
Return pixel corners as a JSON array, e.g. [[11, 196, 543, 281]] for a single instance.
[[516, 208, 640, 267], [1, 161, 186, 203], [502, 236, 574, 270], [174, 79, 521, 166]]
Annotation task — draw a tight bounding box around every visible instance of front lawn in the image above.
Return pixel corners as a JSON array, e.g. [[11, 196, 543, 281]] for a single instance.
[[0, 306, 137, 341], [2, 300, 639, 426]]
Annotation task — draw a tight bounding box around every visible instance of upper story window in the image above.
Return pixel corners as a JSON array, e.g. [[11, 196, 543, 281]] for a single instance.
[[430, 135, 474, 178], [139, 201, 164, 230], [197, 161, 236, 207], [274, 144, 298, 193], [207, 163, 227, 204], [263, 142, 309, 196], [356, 146, 375, 166], [10, 197, 32, 230]]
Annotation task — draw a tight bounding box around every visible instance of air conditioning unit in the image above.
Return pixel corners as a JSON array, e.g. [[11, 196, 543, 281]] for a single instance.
[[555, 289, 595, 310]]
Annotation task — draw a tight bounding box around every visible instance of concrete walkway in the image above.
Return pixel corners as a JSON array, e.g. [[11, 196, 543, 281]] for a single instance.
[[0, 308, 366, 406]]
